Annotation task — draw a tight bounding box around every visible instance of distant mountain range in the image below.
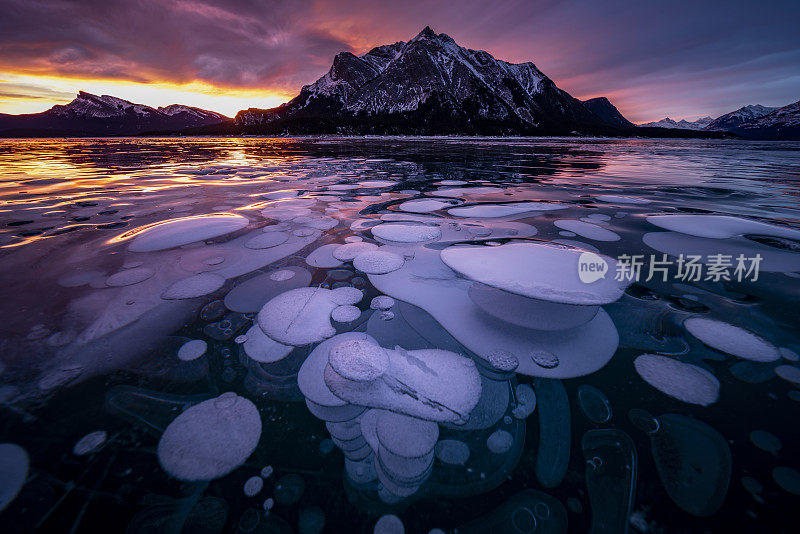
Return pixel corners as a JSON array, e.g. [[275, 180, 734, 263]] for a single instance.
[[0, 27, 797, 139], [0, 91, 229, 136]]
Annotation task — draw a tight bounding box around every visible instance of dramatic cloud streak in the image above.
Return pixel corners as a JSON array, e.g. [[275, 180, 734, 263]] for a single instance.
[[1, 0, 798, 121]]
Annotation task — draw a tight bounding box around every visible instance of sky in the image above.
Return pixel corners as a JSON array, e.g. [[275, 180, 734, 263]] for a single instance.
[[0, 0, 798, 122]]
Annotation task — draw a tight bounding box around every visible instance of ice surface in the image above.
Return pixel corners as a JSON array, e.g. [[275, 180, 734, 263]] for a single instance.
[[242, 325, 293, 363], [177, 339, 207, 361], [157, 393, 261, 481], [634, 354, 719, 406], [553, 219, 621, 241], [646, 214, 800, 239], [73, 430, 107, 455], [0, 443, 29, 512], [225, 266, 311, 313], [371, 223, 442, 243], [441, 242, 628, 305], [457, 489, 568, 533], [162, 273, 225, 299], [275, 474, 305, 504], [684, 317, 781, 362], [595, 195, 651, 205], [128, 214, 249, 252], [353, 250, 405, 274]]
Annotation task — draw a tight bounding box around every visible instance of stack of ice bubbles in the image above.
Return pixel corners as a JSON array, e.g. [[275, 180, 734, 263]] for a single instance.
[[297, 332, 482, 502]]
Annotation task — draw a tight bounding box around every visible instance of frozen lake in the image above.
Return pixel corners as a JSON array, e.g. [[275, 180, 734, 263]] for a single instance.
[[0, 137, 799, 533]]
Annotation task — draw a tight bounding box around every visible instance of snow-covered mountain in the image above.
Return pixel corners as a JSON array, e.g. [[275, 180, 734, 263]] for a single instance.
[[735, 100, 800, 140], [703, 104, 778, 131], [236, 26, 612, 135], [0, 92, 229, 136], [639, 116, 714, 130]]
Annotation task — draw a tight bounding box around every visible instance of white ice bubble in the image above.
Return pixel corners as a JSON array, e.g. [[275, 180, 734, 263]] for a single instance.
[[646, 214, 800, 240], [448, 201, 568, 218], [270, 269, 296, 281], [374, 514, 405, 534], [371, 223, 441, 243], [775, 365, 800, 384], [370, 296, 395, 310], [243, 325, 293, 363], [244, 476, 264, 497], [486, 429, 514, 454], [512, 384, 537, 419], [73, 430, 107, 456], [329, 338, 389, 382], [258, 287, 339, 346], [333, 242, 379, 261], [331, 305, 361, 323], [128, 214, 249, 252], [330, 286, 363, 305], [157, 393, 261, 481], [306, 244, 344, 268], [398, 199, 453, 213], [178, 339, 207, 361], [634, 354, 720, 406], [684, 317, 781, 362], [106, 267, 155, 287], [780, 347, 799, 362], [161, 273, 225, 299], [749, 430, 782, 453], [434, 439, 470, 465], [353, 250, 405, 274], [244, 231, 289, 249], [553, 219, 621, 241]]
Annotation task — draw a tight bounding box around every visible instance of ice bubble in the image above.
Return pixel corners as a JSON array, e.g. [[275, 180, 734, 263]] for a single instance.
[[128, 214, 249, 252], [651, 414, 731, 516], [775, 364, 800, 384], [359, 180, 396, 188], [780, 347, 800, 361], [595, 195, 651, 205], [553, 219, 621, 241], [577, 385, 612, 424], [293, 227, 317, 237], [257, 287, 342, 345], [587, 213, 612, 221], [376, 410, 439, 458], [243, 325, 293, 363], [486, 430, 514, 454], [330, 286, 363, 305], [270, 269, 296, 281], [157, 393, 261, 481], [374, 514, 404, 534], [274, 474, 305, 505], [328, 183, 360, 191], [772, 466, 800, 495], [162, 273, 225, 299], [439, 180, 467, 185], [244, 476, 264, 497], [329, 338, 389, 381], [380, 311, 394, 321], [263, 497, 275, 510], [299, 215, 338, 230], [582, 429, 637, 534], [530, 350, 560, 369], [0, 443, 28, 512], [353, 250, 405, 274], [262, 206, 312, 219], [448, 201, 568, 218], [628, 409, 659, 434], [512, 384, 537, 419], [742, 476, 763, 495], [333, 242, 379, 261], [73, 430, 107, 456], [261, 465, 274, 478], [245, 231, 289, 249], [370, 296, 395, 310], [468, 283, 600, 331], [225, 267, 312, 313], [634, 354, 719, 406], [441, 242, 628, 305], [684, 317, 781, 362], [435, 439, 470, 465], [178, 339, 207, 361], [345, 236, 363, 243], [646, 214, 800, 239], [106, 267, 155, 287], [750, 430, 782, 453], [484, 350, 519, 373], [325, 342, 481, 423], [371, 223, 442, 243], [299, 507, 326, 534], [533, 378, 571, 488], [729, 360, 776, 383], [331, 305, 361, 323], [398, 199, 453, 213]]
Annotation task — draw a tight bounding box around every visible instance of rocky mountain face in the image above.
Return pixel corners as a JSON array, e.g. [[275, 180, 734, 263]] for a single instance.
[[0, 92, 229, 136], [236, 26, 613, 136], [582, 97, 634, 129], [704, 104, 778, 131], [639, 116, 714, 130], [733, 100, 800, 140]]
